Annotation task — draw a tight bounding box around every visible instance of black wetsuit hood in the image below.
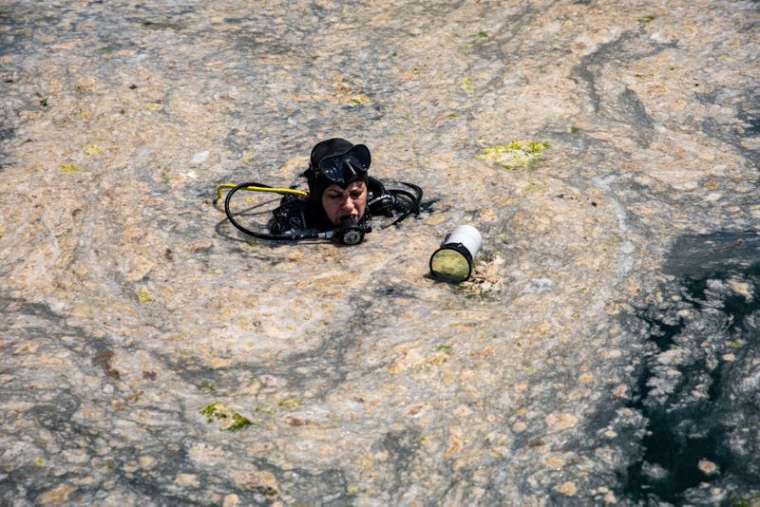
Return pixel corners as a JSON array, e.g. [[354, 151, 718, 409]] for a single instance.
[[306, 139, 370, 204]]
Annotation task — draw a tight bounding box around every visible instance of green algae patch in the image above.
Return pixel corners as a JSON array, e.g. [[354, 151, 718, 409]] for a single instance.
[[436, 344, 454, 355], [349, 95, 371, 106], [84, 144, 103, 156], [278, 398, 300, 411], [335, 76, 371, 106], [463, 31, 489, 50], [461, 77, 475, 96], [476, 141, 549, 170], [60, 163, 80, 173], [200, 402, 253, 431], [136, 287, 153, 304]]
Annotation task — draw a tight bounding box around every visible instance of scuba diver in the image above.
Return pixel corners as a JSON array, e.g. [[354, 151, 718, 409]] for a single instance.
[[219, 138, 423, 245]]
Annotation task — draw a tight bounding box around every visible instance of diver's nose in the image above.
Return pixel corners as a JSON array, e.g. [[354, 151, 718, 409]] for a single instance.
[[340, 197, 356, 215]]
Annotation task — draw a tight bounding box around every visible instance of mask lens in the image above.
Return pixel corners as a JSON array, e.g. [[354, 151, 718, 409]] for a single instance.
[[318, 154, 343, 183], [318, 154, 367, 185], [430, 247, 472, 282], [344, 155, 367, 174]]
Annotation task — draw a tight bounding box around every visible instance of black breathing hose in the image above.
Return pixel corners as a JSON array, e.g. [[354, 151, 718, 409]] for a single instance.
[[223, 181, 322, 241], [384, 182, 423, 228], [223, 180, 423, 240]]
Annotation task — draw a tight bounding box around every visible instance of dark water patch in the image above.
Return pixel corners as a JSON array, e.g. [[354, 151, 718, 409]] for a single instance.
[[373, 282, 418, 299], [618, 232, 760, 504], [571, 31, 676, 115], [703, 117, 760, 170], [741, 115, 760, 138], [666, 232, 760, 277], [701, 89, 760, 169], [137, 19, 184, 31], [277, 294, 376, 395], [638, 315, 683, 351], [155, 290, 378, 400], [738, 103, 760, 138], [617, 87, 654, 147], [463, 5, 537, 66], [380, 428, 423, 489]]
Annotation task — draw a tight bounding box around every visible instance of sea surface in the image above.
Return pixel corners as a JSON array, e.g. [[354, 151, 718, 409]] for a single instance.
[[1, 1, 758, 504]]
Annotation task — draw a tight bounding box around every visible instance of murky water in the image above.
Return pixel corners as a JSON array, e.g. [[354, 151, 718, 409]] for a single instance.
[[600, 233, 760, 505], [1, 1, 758, 504]]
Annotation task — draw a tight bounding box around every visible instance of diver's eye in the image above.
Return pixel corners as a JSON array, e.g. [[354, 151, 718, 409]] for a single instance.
[[327, 193, 343, 200], [349, 190, 363, 199]]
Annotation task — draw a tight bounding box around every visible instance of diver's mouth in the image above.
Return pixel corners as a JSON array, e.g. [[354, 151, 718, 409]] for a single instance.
[[339, 215, 358, 226]]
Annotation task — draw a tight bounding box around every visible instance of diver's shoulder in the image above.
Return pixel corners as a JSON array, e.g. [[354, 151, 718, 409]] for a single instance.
[[269, 196, 309, 234], [270, 195, 333, 233]]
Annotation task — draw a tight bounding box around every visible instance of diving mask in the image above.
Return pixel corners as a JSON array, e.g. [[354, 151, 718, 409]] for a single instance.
[[316, 149, 369, 187]]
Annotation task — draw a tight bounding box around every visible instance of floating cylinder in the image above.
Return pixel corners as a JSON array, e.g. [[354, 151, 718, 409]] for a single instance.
[[429, 225, 482, 283]]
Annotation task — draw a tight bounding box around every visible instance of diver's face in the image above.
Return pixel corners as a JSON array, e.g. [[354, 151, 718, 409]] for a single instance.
[[321, 181, 368, 226]]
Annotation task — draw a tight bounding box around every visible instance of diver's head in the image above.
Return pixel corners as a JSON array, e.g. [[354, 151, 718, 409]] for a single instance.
[[321, 180, 368, 226], [307, 138, 371, 226]]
